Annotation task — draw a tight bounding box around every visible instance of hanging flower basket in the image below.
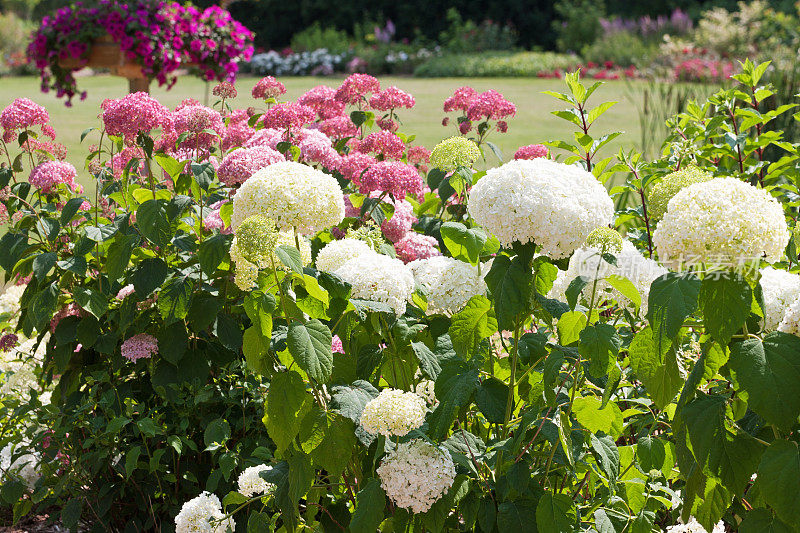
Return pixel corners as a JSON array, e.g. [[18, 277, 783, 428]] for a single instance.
[[28, 0, 254, 103]]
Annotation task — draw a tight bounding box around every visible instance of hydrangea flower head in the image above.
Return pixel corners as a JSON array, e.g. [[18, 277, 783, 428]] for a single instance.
[[175, 491, 235, 533], [232, 161, 345, 234], [335, 253, 414, 315], [360, 388, 427, 437], [1, 98, 49, 141], [585, 227, 624, 254], [101, 92, 170, 143], [513, 144, 548, 160], [395, 232, 441, 263], [334, 74, 380, 104], [377, 439, 456, 514], [212, 81, 237, 99], [237, 464, 274, 498], [29, 161, 79, 193], [760, 267, 800, 331], [381, 198, 416, 243], [467, 159, 614, 258], [358, 161, 423, 199], [252, 76, 286, 100], [647, 166, 713, 220], [653, 177, 789, 266], [217, 146, 284, 186], [429, 137, 481, 171], [259, 102, 315, 130], [315, 238, 375, 273], [121, 333, 158, 362], [235, 215, 280, 264], [409, 256, 487, 315], [355, 130, 405, 160], [369, 86, 415, 111]]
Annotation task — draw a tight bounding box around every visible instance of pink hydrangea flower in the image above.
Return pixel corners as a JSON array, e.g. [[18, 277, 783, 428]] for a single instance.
[[334, 74, 380, 104], [443, 87, 478, 113], [358, 161, 423, 199], [1, 98, 50, 140], [172, 103, 224, 149], [296, 128, 340, 168], [50, 303, 82, 333], [298, 85, 345, 119], [109, 146, 146, 180], [121, 333, 159, 362], [116, 284, 136, 300], [395, 232, 441, 263], [259, 102, 316, 131], [252, 76, 286, 100], [337, 152, 377, 182], [203, 200, 232, 233], [381, 198, 416, 243], [29, 161, 79, 193], [243, 128, 284, 149], [101, 92, 170, 143], [369, 86, 415, 111], [466, 90, 516, 121], [221, 109, 256, 150], [407, 145, 431, 173], [217, 146, 284, 186], [212, 81, 237, 99], [514, 144, 548, 160], [319, 116, 358, 140], [343, 194, 360, 218], [354, 131, 405, 160], [332, 334, 344, 354]]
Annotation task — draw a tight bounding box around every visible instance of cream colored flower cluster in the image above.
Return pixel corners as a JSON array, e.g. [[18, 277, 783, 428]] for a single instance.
[[759, 267, 800, 331], [360, 388, 427, 437], [467, 159, 614, 258], [376, 439, 456, 514], [231, 161, 345, 234], [408, 256, 487, 315], [429, 136, 481, 171], [315, 238, 374, 273], [0, 442, 39, 491], [175, 492, 235, 533], [237, 464, 274, 498], [334, 252, 415, 315], [665, 518, 725, 533], [548, 241, 667, 317], [653, 177, 789, 266], [230, 231, 311, 291]]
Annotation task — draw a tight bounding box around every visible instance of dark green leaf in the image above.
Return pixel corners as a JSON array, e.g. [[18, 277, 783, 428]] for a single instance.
[[349, 479, 385, 533], [132, 258, 168, 297], [287, 319, 333, 383], [647, 272, 700, 352], [699, 276, 751, 344], [136, 199, 172, 248], [757, 439, 800, 527]]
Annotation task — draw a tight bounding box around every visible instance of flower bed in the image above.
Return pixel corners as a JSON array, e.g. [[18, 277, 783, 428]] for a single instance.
[[0, 61, 799, 533]]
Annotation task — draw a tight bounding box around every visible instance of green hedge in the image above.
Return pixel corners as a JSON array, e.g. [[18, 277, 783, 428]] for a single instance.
[[413, 51, 578, 77]]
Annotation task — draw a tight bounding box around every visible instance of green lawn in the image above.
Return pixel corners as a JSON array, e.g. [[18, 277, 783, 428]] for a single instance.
[[0, 74, 656, 185]]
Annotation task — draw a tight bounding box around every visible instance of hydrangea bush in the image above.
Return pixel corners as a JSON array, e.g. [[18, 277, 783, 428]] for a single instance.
[[1, 61, 800, 533]]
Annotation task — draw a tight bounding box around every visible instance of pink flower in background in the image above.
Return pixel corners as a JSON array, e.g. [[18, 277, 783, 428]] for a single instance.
[[217, 146, 284, 186], [259, 102, 315, 130], [298, 85, 345, 119], [376, 117, 398, 132], [121, 333, 159, 362], [466, 90, 516, 121], [443, 87, 478, 113], [252, 76, 286, 100], [203, 200, 232, 233], [355, 131, 405, 160], [0, 98, 50, 140], [514, 144, 548, 160], [101, 92, 170, 143], [172, 103, 224, 149], [221, 109, 256, 150], [319, 116, 358, 140], [29, 161, 79, 193], [243, 128, 284, 149], [212, 81, 237, 99], [395, 232, 441, 263], [359, 161, 423, 198], [381, 199, 416, 243], [116, 284, 136, 300], [334, 73, 380, 105], [296, 128, 340, 168], [407, 145, 431, 173], [369, 86, 415, 111], [50, 303, 82, 333], [332, 335, 344, 354], [0, 333, 18, 351], [337, 152, 377, 182]]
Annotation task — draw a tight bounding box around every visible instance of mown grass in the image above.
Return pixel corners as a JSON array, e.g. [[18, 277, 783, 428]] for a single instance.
[[0, 74, 655, 185]]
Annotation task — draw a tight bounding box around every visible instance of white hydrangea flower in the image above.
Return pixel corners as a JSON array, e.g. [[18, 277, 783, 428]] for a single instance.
[[0, 365, 38, 401], [237, 464, 274, 498], [408, 256, 487, 315], [547, 241, 667, 317], [175, 492, 235, 533], [360, 388, 427, 437], [230, 232, 312, 291], [335, 253, 414, 315], [315, 238, 375, 273], [759, 267, 800, 331], [414, 379, 438, 406], [653, 177, 789, 266], [467, 159, 614, 259], [665, 517, 725, 533], [0, 442, 40, 491], [231, 161, 345, 234], [0, 284, 26, 319], [778, 295, 800, 336], [377, 439, 456, 514]]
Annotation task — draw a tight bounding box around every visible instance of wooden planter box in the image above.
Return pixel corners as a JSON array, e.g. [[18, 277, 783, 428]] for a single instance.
[[59, 34, 150, 93]]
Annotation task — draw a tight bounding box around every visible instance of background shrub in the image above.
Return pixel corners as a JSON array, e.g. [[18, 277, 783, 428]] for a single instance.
[[414, 51, 578, 77]]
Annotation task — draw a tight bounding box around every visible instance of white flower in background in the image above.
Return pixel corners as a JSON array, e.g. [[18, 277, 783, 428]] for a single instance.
[[315, 238, 375, 273], [778, 295, 800, 336], [759, 267, 800, 331], [467, 159, 614, 259], [547, 241, 667, 317], [0, 284, 26, 319], [175, 492, 235, 533], [335, 253, 414, 315], [408, 256, 487, 315], [360, 388, 427, 437], [653, 177, 789, 266], [230, 229, 312, 291], [231, 161, 345, 234], [414, 379, 438, 406], [665, 517, 725, 533], [0, 442, 40, 491], [0, 365, 37, 400], [377, 439, 456, 513], [237, 464, 274, 498]]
